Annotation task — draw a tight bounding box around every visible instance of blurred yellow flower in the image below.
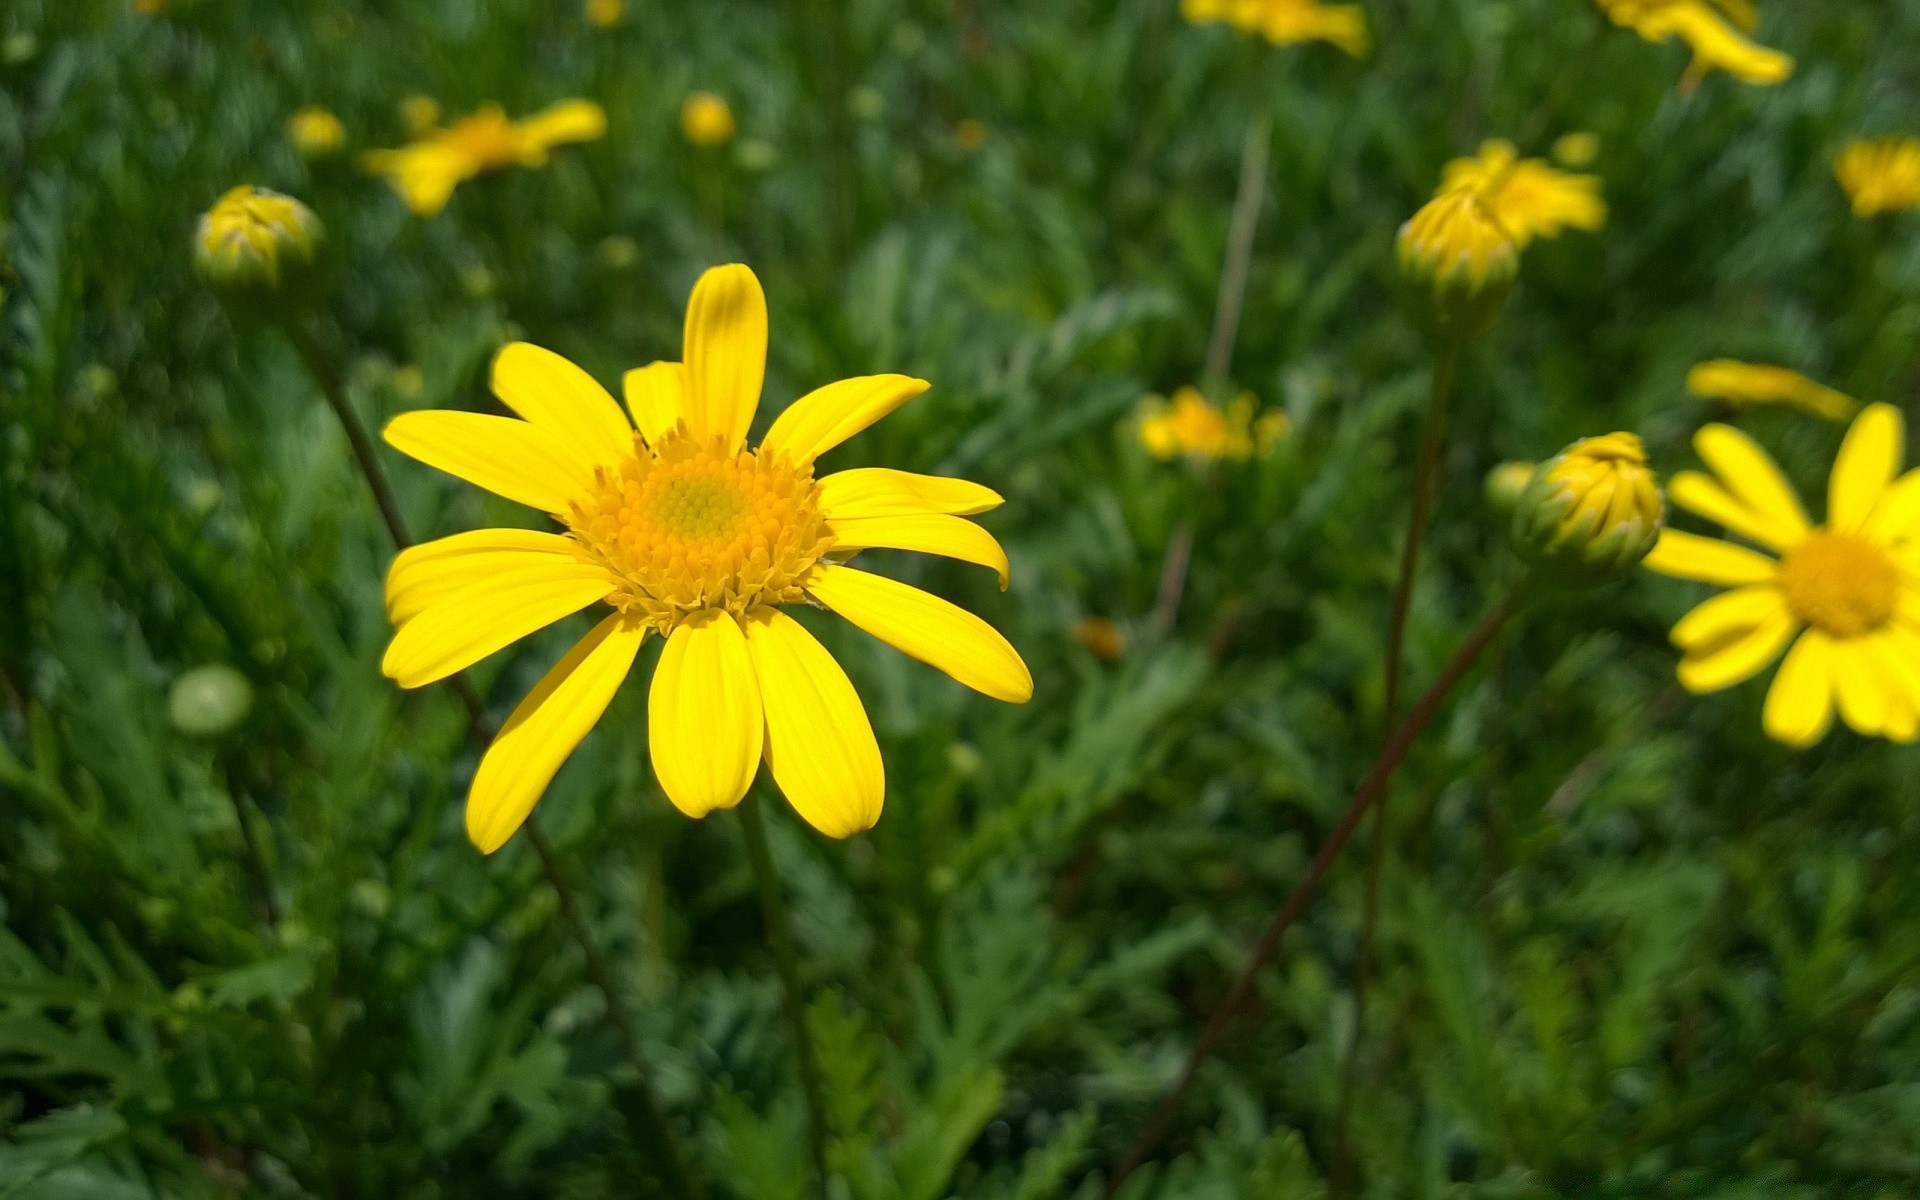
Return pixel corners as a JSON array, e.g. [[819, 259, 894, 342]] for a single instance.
[[400, 94, 442, 137], [360, 100, 606, 217], [1439, 139, 1607, 247], [287, 106, 346, 158], [1551, 132, 1599, 168], [1073, 616, 1126, 662], [955, 119, 988, 152], [133, 0, 165, 13], [391, 364, 424, 400], [680, 92, 737, 147], [1181, 0, 1370, 56], [1687, 360, 1857, 422], [380, 264, 1030, 850], [1138, 387, 1282, 462], [194, 185, 322, 293], [1397, 190, 1517, 340], [1645, 404, 1920, 746], [1596, 0, 1792, 90], [586, 0, 623, 27], [1833, 136, 1920, 218], [1511, 433, 1664, 582]]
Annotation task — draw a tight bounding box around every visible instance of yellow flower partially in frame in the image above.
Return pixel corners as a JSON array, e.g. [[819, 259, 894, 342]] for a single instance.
[[1644, 404, 1920, 747], [381, 264, 1031, 850], [1687, 360, 1857, 422], [1181, 0, 1370, 57], [1834, 136, 1920, 218], [360, 100, 606, 217], [1439, 140, 1607, 248], [1595, 0, 1793, 91], [1137, 387, 1284, 462]]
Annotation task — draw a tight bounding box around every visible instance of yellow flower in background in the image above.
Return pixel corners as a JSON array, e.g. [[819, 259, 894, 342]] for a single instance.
[[1595, 0, 1792, 90], [1181, 0, 1370, 56], [1551, 132, 1600, 168], [1645, 404, 1920, 747], [1397, 189, 1518, 340], [1439, 140, 1607, 247], [287, 106, 346, 158], [400, 94, 442, 137], [586, 0, 623, 27], [680, 92, 737, 148], [1687, 360, 1857, 422], [1138, 387, 1285, 462], [381, 264, 1031, 850], [360, 100, 606, 217], [1834, 136, 1920, 218], [1072, 616, 1126, 662]]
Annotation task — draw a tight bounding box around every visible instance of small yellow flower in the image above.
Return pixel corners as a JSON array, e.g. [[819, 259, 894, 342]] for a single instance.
[[1181, 0, 1370, 56], [1073, 616, 1126, 663], [287, 106, 346, 158], [955, 119, 989, 152], [1511, 433, 1664, 583], [194, 185, 323, 294], [1551, 132, 1600, 168], [585, 0, 623, 27], [680, 92, 737, 148], [1833, 136, 1920, 218], [360, 100, 606, 217], [1687, 360, 1857, 422], [381, 264, 1030, 850], [401, 94, 442, 137], [1595, 0, 1792, 90], [1645, 404, 1920, 746], [1137, 387, 1275, 462], [1438, 140, 1607, 248], [1396, 190, 1518, 341]]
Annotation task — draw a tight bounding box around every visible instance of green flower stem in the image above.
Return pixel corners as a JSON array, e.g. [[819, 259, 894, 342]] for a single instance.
[[1104, 579, 1525, 1199], [276, 314, 704, 1200], [738, 791, 833, 1198]]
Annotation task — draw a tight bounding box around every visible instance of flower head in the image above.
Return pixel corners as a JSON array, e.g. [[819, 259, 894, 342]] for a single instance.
[[1181, 0, 1370, 56], [288, 106, 346, 158], [194, 185, 323, 297], [1834, 136, 1920, 218], [1687, 360, 1856, 422], [1512, 433, 1664, 583], [1396, 190, 1518, 341], [1644, 404, 1920, 746], [360, 99, 606, 217], [1439, 140, 1607, 248], [381, 264, 1031, 850], [1595, 0, 1792, 90], [1137, 387, 1283, 462], [680, 92, 737, 148]]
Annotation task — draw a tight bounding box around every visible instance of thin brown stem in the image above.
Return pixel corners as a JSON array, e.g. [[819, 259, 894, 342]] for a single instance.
[[1102, 582, 1523, 1198], [1153, 524, 1196, 634], [1204, 114, 1272, 384]]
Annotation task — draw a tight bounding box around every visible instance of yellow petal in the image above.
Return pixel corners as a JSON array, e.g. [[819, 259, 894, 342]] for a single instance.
[[817, 467, 1003, 520], [826, 514, 1011, 588], [1643, 529, 1778, 585], [682, 263, 766, 453], [759, 375, 931, 464], [361, 144, 473, 216], [384, 410, 596, 513], [1864, 470, 1920, 544], [386, 528, 583, 626], [1828, 403, 1904, 532], [491, 342, 632, 469], [623, 361, 687, 444], [511, 99, 607, 160], [1669, 584, 1789, 651], [648, 613, 763, 819], [1677, 608, 1795, 693], [805, 564, 1032, 703], [1693, 424, 1810, 541], [380, 565, 614, 688], [467, 615, 645, 853], [1668, 471, 1797, 551], [1762, 631, 1836, 748], [741, 608, 884, 838], [1832, 638, 1893, 737]]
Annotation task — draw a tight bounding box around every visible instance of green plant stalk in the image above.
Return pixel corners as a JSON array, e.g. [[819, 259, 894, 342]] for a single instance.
[[1330, 335, 1462, 1189], [1103, 579, 1523, 1198], [738, 791, 833, 1198], [277, 314, 705, 1200]]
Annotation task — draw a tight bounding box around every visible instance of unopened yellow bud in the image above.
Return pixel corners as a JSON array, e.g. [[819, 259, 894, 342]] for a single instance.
[[1511, 432, 1664, 583], [680, 92, 736, 148], [1397, 190, 1518, 342], [193, 185, 322, 303], [287, 106, 346, 158], [1485, 460, 1536, 514]]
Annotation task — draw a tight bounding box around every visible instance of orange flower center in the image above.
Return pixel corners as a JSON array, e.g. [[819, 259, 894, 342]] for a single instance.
[[1778, 531, 1899, 639], [565, 433, 834, 631]]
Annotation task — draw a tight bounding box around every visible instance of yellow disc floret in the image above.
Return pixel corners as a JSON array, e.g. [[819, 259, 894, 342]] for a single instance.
[[566, 432, 835, 631], [1778, 531, 1898, 638]]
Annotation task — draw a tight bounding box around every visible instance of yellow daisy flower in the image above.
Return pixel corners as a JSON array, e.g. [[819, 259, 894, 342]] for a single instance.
[[381, 264, 1032, 850], [679, 92, 737, 148], [360, 99, 606, 217], [1181, 0, 1370, 57], [1834, 136, 1920, 218], [1686, 360, 1857, 422], [1644, 403, 1920, 747], [1137, 387, 1283, 462], [1438, 140, 1607, 248], [1595, 0, 1793, 90]]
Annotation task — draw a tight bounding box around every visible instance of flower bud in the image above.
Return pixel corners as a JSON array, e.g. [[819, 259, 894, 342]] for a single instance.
[[1484, 460, 1536, 515], [193, 185, 323, 306], [169, 664, 254, 737], [1396, 190, 1517, 342], [1510, 433, 1664, 584], [680, 92, 736, 148], [287, 106, 346, 158]]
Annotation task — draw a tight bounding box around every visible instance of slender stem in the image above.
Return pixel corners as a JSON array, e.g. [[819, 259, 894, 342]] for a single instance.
[[226, 782, 279, 928], [1102, 582, 1523, 1198], [276, 313, 703, 1199], [738, 792, 832, 1197], [1153, 524, 1196, 633], [1204, 114, 1272, 384], [1330, 338, 1461, 1188]]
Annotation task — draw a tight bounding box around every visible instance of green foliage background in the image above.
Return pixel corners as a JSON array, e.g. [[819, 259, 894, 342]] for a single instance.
[[4, 0, 1920, 1196]]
